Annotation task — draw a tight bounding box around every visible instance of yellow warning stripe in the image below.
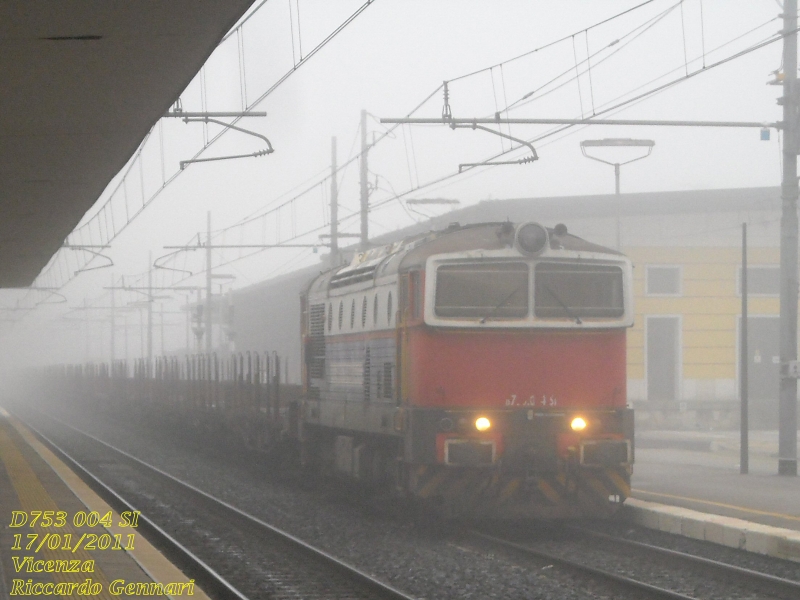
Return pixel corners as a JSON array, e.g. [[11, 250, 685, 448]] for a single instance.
[[418, 470, 448, 498], [537, 479, 561, 504], [632, 488, 800, 523], [4, 410, 212, 600], [0, 421, 116, 599], [585, 474, 610, 500], [605, 469, 631, 497], [498, 478, 520, 502]]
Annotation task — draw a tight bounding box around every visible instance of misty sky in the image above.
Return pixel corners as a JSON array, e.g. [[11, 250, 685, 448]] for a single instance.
[[0, 0, 789, 367]]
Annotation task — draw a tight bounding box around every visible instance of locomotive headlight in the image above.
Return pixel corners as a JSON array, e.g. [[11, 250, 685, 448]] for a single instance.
[[475, 417, 492, 432], [570, 416, 587, 432]]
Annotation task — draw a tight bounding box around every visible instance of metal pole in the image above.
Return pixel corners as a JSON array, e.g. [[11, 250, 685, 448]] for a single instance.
[[83, 298, 89, 362], [185, 294, 190, 352], [139, 308, 144, 360], [741, 223, 749, 475], [147, 252, 153, 371], [196, 289, 202, 350], [160, 303, 164, 356], [110, 273, 116, 363], [614, 163, 621, 250], [779, 0, 798, 476], [360, 109, 369, 250], [206, 211, 213, 353], [330, 137, 339, 266]]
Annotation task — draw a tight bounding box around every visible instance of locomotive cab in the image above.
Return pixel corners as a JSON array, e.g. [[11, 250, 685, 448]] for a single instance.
[[301, 221, 634, 518]]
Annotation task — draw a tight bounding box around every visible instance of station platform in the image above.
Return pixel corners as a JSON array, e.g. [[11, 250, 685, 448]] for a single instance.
[[627, 429, 800, 562], [0, 407, 208, 599]]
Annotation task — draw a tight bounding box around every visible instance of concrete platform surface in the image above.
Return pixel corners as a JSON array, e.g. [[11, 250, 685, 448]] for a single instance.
[[0, 407, 209, 599], [631, 429, 800, 528], [626, 429, 800, 562]]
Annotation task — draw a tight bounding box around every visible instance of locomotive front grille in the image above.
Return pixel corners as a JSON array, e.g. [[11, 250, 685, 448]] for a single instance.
[[445, 439, 495, 466], [580, 440, 630, 467]]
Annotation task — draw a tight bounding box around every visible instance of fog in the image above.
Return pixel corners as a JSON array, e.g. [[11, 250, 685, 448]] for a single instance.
[[0, 0, 787, 370]]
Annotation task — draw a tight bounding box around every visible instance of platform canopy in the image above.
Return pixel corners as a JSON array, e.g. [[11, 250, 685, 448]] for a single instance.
[[0, 0, 255, 287]]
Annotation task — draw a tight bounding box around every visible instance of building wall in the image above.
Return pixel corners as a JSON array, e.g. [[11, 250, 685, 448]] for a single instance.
[[625, 246, 781, 405]]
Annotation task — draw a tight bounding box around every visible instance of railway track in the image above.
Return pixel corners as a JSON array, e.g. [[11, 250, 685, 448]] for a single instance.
[[468, 530, 697, 600], [17, 411, 415, 600], [17, 407, 800, 600], [467, 525, 800, 600], [569, 526, 800, 599]]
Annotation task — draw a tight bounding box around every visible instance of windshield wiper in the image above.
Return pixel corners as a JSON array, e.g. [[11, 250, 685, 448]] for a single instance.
[[480, 284, 526, 324], [541, 284, 582, 325]]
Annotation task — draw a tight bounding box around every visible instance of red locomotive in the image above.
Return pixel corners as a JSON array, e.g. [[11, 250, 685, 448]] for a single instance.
[[301, 221, 634, 518]]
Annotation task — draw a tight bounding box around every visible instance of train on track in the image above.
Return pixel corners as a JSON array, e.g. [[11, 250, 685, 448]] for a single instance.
[[299, 221, 634, 518], [41, 220, 635, 519]]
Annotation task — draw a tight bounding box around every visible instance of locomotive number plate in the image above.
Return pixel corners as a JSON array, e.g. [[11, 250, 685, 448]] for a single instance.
[[505, 394, 558, 407]]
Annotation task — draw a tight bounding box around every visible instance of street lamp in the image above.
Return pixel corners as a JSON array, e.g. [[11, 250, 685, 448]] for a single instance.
[[580, 138, 655, 249]]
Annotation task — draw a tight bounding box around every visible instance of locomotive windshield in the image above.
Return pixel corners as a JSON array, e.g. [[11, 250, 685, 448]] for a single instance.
[[534, 262, 624, 318], [435, 262, 528, 318]]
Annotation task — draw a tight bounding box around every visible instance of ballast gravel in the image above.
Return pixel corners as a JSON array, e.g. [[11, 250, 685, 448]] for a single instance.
[[17, 400, 800, 600]]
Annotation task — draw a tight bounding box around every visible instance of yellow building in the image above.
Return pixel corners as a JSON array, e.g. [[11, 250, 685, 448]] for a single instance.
[[626, 245, 782, 428]]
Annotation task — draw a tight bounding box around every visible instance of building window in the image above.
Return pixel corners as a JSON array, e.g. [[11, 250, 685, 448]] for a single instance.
[[373, 294, 379, 325], [738, 266, 780, 296], [338, 301, 344, 330], [387, 292, 393, 324], [350, 299, 356, 329], [646, 266, 681, 296], [327, 303, 332, 331]]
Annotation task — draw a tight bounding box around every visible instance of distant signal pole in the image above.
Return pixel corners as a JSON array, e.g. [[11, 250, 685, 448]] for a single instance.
[[778, 0, 798, 476], [206, 211, 213, 353], [360, 109, 369, 250], [330, 137, 339, 266]]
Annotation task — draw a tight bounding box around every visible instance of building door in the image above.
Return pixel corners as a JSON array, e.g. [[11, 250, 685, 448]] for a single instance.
[[647, 316, 680, 402], [740, 316, 780, 401]]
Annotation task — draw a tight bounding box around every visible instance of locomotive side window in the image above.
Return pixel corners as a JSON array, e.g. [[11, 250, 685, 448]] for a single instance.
[[534, 263, 624, 318], [435, 262, 528, 318], [410, 271, 422, 319], [338, 301, 344, 330]]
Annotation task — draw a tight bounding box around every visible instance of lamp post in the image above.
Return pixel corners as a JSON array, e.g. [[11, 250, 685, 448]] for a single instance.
[[580, 138, 655, 249]]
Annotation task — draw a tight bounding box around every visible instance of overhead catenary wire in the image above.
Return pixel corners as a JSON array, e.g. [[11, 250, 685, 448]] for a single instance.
[[358, 22, 792, 219], [505, 1, 683, 114], [8, 19, 786, 321], [680, 0, 690, 76], [700, 0, 706, 68], [3, 2, 782, 325], [7, 0, 378, 317], [447, 0, 662, 83], [464, 18, 785, 169]]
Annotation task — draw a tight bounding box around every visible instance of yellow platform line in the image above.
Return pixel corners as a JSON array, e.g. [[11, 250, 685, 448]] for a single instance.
[[2, 409, 211, 600], [631, 488, 800, 523], [0, 422, 116, 598]]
